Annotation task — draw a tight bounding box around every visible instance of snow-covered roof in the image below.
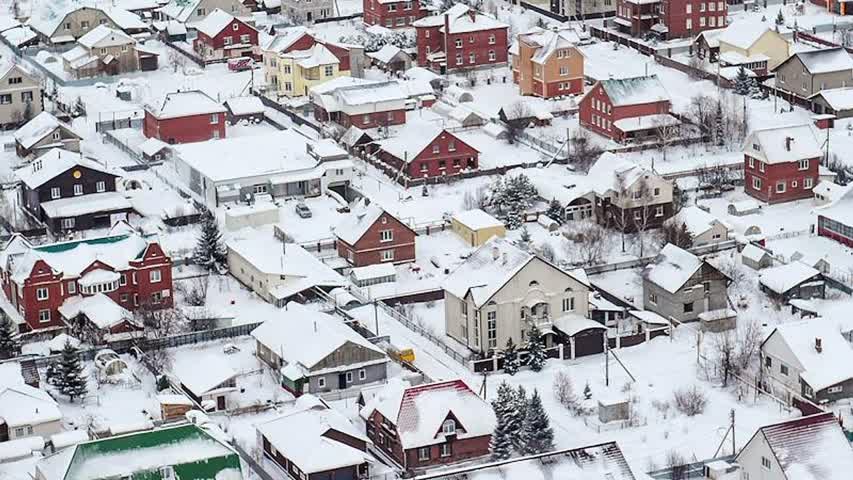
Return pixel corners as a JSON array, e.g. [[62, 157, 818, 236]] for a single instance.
[[313, 78, 409, 115], [597, 75, 670, 107], [29, 6, 145, 37], [250, 302, 385, 371], [368, 44, 406, 64], [768, 320, 853, 391], [15, 149, 119, 189], [360, 379, 495, 449], [512, 26, 581, 65], [553, 313, 606, 336], [147, 90, 226, 120], [77, 25, 135, 49], [813, 180, 848, 202], [350, 263, 396, 281], [719, 50, 770, 66], [742, 413, 853, 480], [809, 86, 853, 111], [0, 384, 61, 428], [377, 127, 445, 163], [335, 202, 401, 246], [585, 152, 657, 196], [695, 28, 725, 48], [452, 209, 503, 230], [195, 9, 238, 37], [102, 6, 148, 30], [718, 20, 774, 50], [140, 137, 170, 156], [257, 398, 370, 474], [2, 25, 37, 47], [50, 430, 90, 451], [170, 351, 237, 395], [159, 0, 203, 22], [643, 244, 704, 294], [666, 206, 727, 238], [340, 126, 371, 147], [58, 293, 135, 330], [443, 236, 585, 308], [758, 261, 822, 294], [14, 112, 79, 150], [786, 47, 853, 75], [262, 26, 310, 53], [743, 123, 822, 165], [285, 43, 340, 69], [741, 243, 771, 262], [613, 113, 679, 133], [42, 191, 132, 219], [413, 4, 508, 34], [629, 310, 669, 325], [224, 96, 264, 116]]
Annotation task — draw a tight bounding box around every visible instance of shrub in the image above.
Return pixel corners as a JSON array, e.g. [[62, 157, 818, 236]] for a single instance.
[[673, 385, 707, 416]]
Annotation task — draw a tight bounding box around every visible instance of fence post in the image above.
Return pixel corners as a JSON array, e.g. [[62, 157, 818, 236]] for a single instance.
[[492, 355, 498, 372]]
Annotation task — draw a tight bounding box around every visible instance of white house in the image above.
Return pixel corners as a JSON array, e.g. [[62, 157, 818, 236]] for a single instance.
[[0, 366, 63, 442], [169, 353, 238, 411]]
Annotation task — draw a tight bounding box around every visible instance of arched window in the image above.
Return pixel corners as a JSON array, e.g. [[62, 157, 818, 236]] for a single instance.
[[442, 419, 456, 434], [529, 280, 539, 287]]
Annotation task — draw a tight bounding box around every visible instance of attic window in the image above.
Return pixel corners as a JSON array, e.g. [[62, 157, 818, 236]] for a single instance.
[[442, 419, 456, 434], [529, 280, 539, 287], [232, 23, 239, 31], [752, 143, 760, 151], [381, 216, 388, 224]]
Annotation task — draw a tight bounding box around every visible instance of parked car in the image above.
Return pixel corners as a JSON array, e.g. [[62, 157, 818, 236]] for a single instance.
[[295, 202, 312, 218], [227, 57, 254, 72]]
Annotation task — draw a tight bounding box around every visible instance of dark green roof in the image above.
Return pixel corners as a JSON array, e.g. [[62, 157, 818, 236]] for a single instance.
[[34, 234, 132, 254]]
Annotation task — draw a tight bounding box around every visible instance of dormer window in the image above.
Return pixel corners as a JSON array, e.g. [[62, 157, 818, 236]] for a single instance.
[[442, 419, 456, 434], [529, 280, 539, 287]]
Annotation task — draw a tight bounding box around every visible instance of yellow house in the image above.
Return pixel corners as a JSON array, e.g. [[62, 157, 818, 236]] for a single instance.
[[718, 21, 790, 72], [262, 27, 353, 98], [451, 209, 506, 247]]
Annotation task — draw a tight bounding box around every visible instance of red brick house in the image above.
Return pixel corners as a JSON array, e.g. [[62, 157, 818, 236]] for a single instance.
[[0, 223, 173, 333], [334, 203, 416, 267], [614, 0, 726, 39], [376, 128, 479, 180], [359, 379, 495, 472], [363, 0, 428, 28], [143, 90, 228, 144], [193, 9, 259, 61], [413, 4, 508, 73], [818, 188, 853, 247], [579, 75, 678, 143], [310, 78, 408, 129], [743, 124, 822, 204]]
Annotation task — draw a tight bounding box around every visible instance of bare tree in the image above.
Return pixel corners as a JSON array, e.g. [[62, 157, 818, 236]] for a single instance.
[[175, 276, 209, 307], [568, 129, 604, 173], [687, 54, 706, 79], [710, 318, 762, 387], [553, 371, 580, 412], [564, 221, 609, 266], [654, 118, 681, 163], [661, 220, 693, 249], [631, 178, 656, 257], [672, 385, 707, 416], [665, 450, 688, 480], [696, 162, 733, 190], [167, 51, 187, 74]]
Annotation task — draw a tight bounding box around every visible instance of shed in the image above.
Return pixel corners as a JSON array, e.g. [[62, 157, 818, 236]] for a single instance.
[[741, 243, 773, 270], [224, 96, 265, 124], [158, 394, 195, 420], [728, 199, 762, 216], [597, 394, 630, 423], [350, 263, 396, 287], [759, 261, 825, 302], [444, 85, 474, 104], [367, 44, 412, 72], [698, 308, 737, 332], [329, 287, 361, 309], [451, 209, 506, 246], [224, 202, 279, 231], [537, 214, 560, 232]]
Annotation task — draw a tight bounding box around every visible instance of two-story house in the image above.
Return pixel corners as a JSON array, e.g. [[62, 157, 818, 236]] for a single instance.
[[579, 75, 678, 143], [717, 20, 790, 74], [556, 0, 615, 20], [143, 90, 227, 144], [359, 379, 495, 472], [413, 4, 509, 73], [442, 237, 594, 355], [251, 303, 389, 395], [614, 0, 726, 39], [13, 112, 82, 159], [311, 77, 409, 129], [642, 244, 730, 324], [158, 0, 251, 25], [363, 0, 428, 28], [743, 124, 822, 204], [510, 26, 585, 98], [193, 9, 259, 61], [334, 202, 417, 267], [61, 26, 143, 79], [773, 48, 853, 99], [0, 224, 173, 333], [0, 62, 42, 128], [376, 128, 479, 180], [28, 6, 147, 46], [15, 149, 132, 233]]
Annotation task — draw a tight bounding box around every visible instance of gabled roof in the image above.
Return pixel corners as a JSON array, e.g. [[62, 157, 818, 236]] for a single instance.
[[511, 26, 582, 64], [643, 244, 706, 294], [451, 209, 503, 230], [0, 383, 61, 428], [14, 149, 120, 189], [758, 261, 822, 294], [665, 206, 728, 237], [147, 90, 226, 120], [286, 43, 340, 69], [195, 8, 242, 38], [261, 26, 311, 53], [586, 152, 660, 195], [77, 25, 135, 49], [737, 413, 853, 480], [29, 6, 145, 37], [743, 124, 822, 164], [360, 379, 495, 449], [170, 350, 237, 395], [14, 112, 80, 150], [809, 86, 853, 111], [765, 320, 853, 391], [694, 28, 725, 48], [776, 47, 853, 74], [413, 4, 508, 34], [596, 75, 670, 107], [718, 20, 775, 50], [158, 0, 203, 22], [368, 44, 407, 64], [250, 302, 386, 371], [58, 293, 135, 330], [334, 202, 413, 246], [377, 127, 476, 163]]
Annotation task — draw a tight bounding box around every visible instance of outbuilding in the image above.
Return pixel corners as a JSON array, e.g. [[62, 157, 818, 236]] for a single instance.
[[450, 209, 505, 246]]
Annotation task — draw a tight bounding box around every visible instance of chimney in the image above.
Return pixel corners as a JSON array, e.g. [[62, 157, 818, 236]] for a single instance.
[[784, 136, 793, 152], [468, 8, 476, 22], [815, 337, 823, 353], [501, 252, 508, 264], [491, 245, 500, 260]]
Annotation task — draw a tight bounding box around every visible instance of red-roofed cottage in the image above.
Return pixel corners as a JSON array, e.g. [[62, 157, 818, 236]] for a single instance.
[[193, 9, 259, 61], [579, 75, 677, 142], [743, 124, 822, 204], [334, 203, 416, 267], [143, 90, 228, 144], [363, 0, 428, 29], [376, 129, 479, 180], [414, 4, 509, 73], [359, 379, 495, 471]]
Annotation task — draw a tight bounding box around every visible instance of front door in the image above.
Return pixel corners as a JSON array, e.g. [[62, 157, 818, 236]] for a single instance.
[[0, 421, 8, 442], [217, 395, 226, 411], [338, 373, 347, 389]]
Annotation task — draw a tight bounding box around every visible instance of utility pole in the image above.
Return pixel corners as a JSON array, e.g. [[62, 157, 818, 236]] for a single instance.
[[373, 299, 379, 336], [605, 335, 610, 387], [730, 409, 736, 455]]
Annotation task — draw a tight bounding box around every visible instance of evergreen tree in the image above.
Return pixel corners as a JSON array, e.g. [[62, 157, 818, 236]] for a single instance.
[[503, 338, 519, 375], [525, 325, 546, 372], [57, 341, 87, 402], [0, 315, 19, 360], [520, 389, 555, 455], [510, 386, 528, 453], [714, 102, 724, 147], [545, 198, 563, 223], [156, 375, 171, 392], [519, 226, 532, 247], [775, 10, 784, 26], [193, 210, 227, 271], [734, 66, 752, 96], [489, 382, 515, 460], [45, 361, 60, 386], [487, 174, 538, 230], [583, 382, 592, 400]]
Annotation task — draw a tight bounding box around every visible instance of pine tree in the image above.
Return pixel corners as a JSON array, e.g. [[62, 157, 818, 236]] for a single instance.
[[519, 226, 532, 248], [193, 210, 227, 272], [0, 314, 19, 360], [510, 386, 528, 453], [45, 361, 60, 386], [525, 325, 546, 372], [520, 389, 555, 455], [734, 66, 752, 96], [488, 174, 538, 230], [775, 10, 784, 26], [545, 199, 563, 223], [57, 341, 87, 402], [583, 382, 592, 400], [503, 338, 520, 375], [489, 382, 515, 460]]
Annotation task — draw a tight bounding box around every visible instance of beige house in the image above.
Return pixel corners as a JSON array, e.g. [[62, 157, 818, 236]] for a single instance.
[[0, 63, 42, 128], [159, 0, 250, 25], [450, 209, 505, 246], [717, 21, 790, 72], [61, 26, 139, 79], [14, 112, 82, 158], [442, 237, 591, 354], [28, 6, 147, 45], [773, 48, 853, 99], [664, 206, 729, 247], [510, 26, 585, 99], [0, 383, 63, 442]]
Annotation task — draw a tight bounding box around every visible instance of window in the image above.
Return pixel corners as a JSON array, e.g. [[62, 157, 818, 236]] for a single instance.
[[455, 39, 462, 48], [150, 269, 162, 283], [62, 218, 75, 229], [653, 187, 660, 196], [96, 181, 105, 193], [387, 2, 397, 9], [197, 8, 206, 15], [562, 296, 575, 312], [798, 159, 809, 170], [686, 18, 692, 30], [748, 157, 754, 168], [7, 77, 21, 85], [559, 66, 569, 76], [804, 177, 814, 189], [633, 210, 642, 221], [699, 17, 705, 27], [0, 94, 12, 105], [752, 177, 762, 190], [455, 54, 463, 65], [709, 16, 716, 27], [780, 363, 789, 375], [73, 184, 83, 196], [36, 287, 49, 300], [758, 161, 764, 172], [380, 230, 393, 242], [38, 309, 50, 323], [828, 385, 844, 393], [381, 250, 394, 262], [151, 291, 163, 304], [362, 114, 371, 125], [655, 206, 664, 217], [120, 273, 127, 286], [792, 180, 798, 188], [488, 34, 496, 44], [21, 91, 33, 103], [210, 114, 219, 124], [775, 182, 786, 194], [648, 292, 657, 305], [440, 443, 452, 458], [324, 65, 334, 77], [318, 377, 326, 388], [764, 356, 772, 368], [418, 447, 430, 461], [212, 130, 220, 140], [68, 282, 76, 294], [346, 371, 353, 383], [686, 3, 691, 12], [120, 293, 129, 303], [425, 30, 430, 38], [160, 467, 176, 480], [231, 23, 239, 31], [224, 36, 233, 46], [683, 302, 694, 313], [469, 52, 476, 64], [51, 187, 60, 199], [81, 20, 90, 28], [404, 1, 412, 8], [283, 64, 292, 74], [448, 140, 456, 152], [359, 369, 366, 380], [432, 144, 441, 154], [121, 45, 128, 52], [442, 419, 456, 434], [761, 457, 772, 470], [702, 281, 711, 294]]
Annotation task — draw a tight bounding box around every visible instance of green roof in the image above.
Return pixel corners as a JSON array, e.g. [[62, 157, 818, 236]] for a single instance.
[[58, 424, 240, 480], [34, 234, 132, 254]]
